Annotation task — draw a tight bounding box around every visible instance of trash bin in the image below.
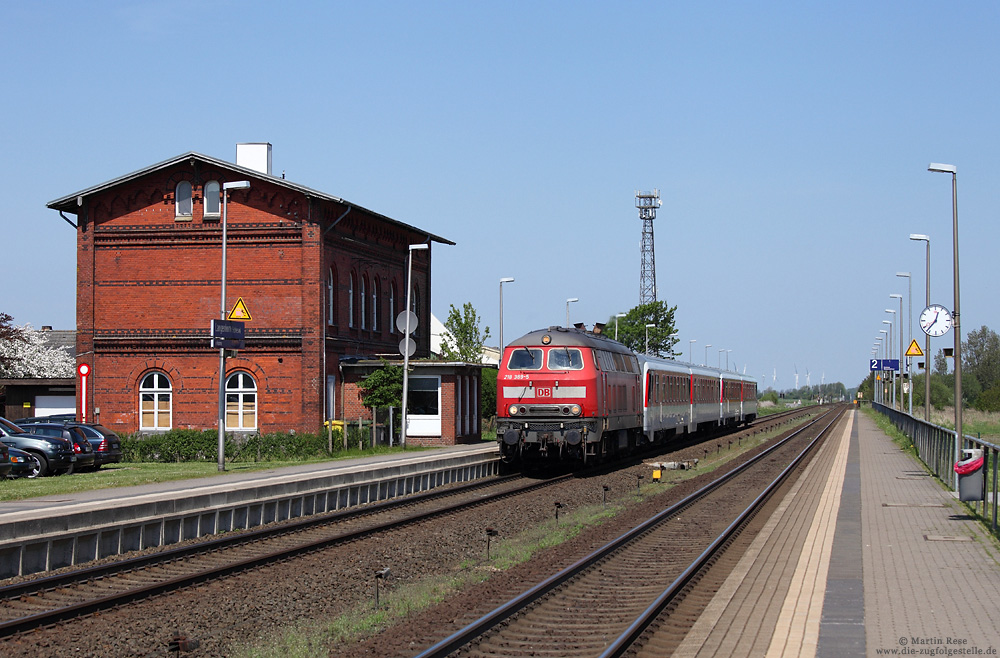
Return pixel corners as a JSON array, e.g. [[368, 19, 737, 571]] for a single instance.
[[954, 448, 985, 502]]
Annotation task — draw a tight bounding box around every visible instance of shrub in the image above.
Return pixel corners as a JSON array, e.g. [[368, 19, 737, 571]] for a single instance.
[[121, 428, 344, 463]]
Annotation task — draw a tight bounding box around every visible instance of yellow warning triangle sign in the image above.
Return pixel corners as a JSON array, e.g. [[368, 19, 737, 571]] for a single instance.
[[905, 339, 923, 357], [228, 297, 252, 321]]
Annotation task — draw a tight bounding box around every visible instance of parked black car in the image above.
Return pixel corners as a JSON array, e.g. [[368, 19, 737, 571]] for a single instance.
[[17, 419, 123, 468], [0, 416, 78, 476], [22, 424, 96, 473], [0, 442, 10, 479], [7, 446, 38, 478]]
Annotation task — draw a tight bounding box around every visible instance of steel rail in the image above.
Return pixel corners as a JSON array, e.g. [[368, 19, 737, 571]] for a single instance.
[[0, 473, 572, 638], [414, 406, 844, 658], [599, 406, 845, 657], [0, 472, 532, 602]]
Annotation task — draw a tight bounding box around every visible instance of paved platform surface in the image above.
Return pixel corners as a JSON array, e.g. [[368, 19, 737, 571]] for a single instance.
[[674, 409, 1000, 658], [0, 442, 496, 519]]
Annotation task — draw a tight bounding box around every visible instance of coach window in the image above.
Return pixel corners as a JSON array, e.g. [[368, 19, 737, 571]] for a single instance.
[[204, 180, 220, 217], [507, 348, 542, 370], [175, 181, 193, 218], [225, 372, 257, 431], [139, 372, 172, 430], [548, 347, 583, 370]]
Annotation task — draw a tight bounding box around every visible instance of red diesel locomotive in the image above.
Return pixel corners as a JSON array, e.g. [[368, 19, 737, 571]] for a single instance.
[[497, 325, 757, 467]]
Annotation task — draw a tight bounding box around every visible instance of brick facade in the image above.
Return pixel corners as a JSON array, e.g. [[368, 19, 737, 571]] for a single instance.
[[49, 150, 452, 437]]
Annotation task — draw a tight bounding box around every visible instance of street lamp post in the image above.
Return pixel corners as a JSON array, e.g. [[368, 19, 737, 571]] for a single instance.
[[928, 162, 962, 490], [910, 234, 931, 420], [896, 273, 912, 416], [879, 330, 888, 405], [566, 298, 579, 328], [883, 317, 894, 409], [891, 293, 904, 412], [886, 310, 897, 408], [401, 243, 429, 448], [689, 339, 696, 363], [645, 324, 655, 354], [218, 180, 250, 472], [704, 344, 711, 367], [615, 313, 625, 341], [499, 277, 514, 364]]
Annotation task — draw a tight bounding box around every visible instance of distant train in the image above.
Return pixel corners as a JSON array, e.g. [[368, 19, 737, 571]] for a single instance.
[[496, 325, 757, 467]]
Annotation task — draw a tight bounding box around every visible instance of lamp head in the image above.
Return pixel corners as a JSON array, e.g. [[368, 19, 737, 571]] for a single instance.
[[567, 297, 579, 303], [409, 243, 429, 251], [500, 277, 515, 283], [909, 233, 930, 242], [896, 272, 910, 278], [223, 180, 251, 190], [928, 163, 957, 174], [889, 294, 902, 299]]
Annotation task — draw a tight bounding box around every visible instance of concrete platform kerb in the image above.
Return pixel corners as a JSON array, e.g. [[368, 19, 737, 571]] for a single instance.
[[0, 444, 499, 578]]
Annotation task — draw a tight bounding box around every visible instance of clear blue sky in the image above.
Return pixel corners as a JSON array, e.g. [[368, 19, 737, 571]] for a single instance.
[[4, 1, 999, 392]]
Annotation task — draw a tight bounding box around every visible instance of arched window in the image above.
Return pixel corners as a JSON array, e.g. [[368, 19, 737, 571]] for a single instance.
[[225, 372, 257, 431], [327, 267, 337, 326], [175, 181, 193, 217], [139, 372, 172, 430], [349, 272, 356, 328], [360, 275, 367, 330], [373, 278, 380, 333], [204, 180, 220, 216], [389, 281, 397, 334], [411, 284, 420, 336]]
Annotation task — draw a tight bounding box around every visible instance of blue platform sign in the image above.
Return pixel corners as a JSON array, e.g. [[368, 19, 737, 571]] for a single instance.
[[870, 359, 900, 372], [211, 319, 245, 349]]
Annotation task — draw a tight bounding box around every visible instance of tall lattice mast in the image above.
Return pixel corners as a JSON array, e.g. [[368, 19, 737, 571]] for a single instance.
[[636, 189, 661, 304]]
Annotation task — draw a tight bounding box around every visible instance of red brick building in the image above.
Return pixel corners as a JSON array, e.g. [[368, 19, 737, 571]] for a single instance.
[[47, 145, 464, 440]]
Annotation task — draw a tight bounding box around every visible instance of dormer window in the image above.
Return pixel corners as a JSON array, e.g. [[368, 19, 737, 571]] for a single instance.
[[175, 181, 193, 218], [204, 181, 220, 217]]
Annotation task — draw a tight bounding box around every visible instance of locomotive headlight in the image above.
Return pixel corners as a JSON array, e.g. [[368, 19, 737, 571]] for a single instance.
[[509, 404, 519, 415], [569, 404, 581, 416]]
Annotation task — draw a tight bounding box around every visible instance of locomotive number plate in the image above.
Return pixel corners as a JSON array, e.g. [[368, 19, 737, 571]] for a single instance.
[[536, 387, 552, 398]]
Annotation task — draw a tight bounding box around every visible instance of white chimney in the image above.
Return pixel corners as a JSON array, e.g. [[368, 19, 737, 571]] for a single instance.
[[236, 143, 272, 176]]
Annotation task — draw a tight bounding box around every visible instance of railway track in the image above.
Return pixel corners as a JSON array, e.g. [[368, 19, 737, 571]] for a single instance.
[[0, 404, 823, 648], [414, 405, 846, 658], [0, 472, 569, 638]]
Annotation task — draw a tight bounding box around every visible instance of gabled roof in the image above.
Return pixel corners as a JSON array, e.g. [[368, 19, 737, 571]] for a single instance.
[[46, 151, 454, 245]]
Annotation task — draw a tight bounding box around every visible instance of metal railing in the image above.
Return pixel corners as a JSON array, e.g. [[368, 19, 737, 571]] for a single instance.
[[872, 402, 1000, 535]]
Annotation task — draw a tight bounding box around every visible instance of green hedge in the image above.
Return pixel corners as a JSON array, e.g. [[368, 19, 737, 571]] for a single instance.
[[121, 428, 346, 463]]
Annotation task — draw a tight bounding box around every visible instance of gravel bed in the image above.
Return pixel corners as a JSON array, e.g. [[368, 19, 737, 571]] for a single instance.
[[0, 427, 796, 657]]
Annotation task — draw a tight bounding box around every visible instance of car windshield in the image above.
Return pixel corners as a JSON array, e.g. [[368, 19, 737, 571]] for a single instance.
[[507, 347, 543, 370], [0, 417, 29, 436], [547, 347, 584, 370]]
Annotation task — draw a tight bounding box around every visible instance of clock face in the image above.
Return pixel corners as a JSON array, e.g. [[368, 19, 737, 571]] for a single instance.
[[919, 304, 953, 337]]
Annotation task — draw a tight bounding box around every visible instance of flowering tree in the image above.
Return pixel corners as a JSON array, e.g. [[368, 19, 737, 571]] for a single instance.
[[0, 319, 75, 378]]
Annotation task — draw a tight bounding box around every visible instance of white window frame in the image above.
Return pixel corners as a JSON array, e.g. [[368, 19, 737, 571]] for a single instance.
[[139, 372, 172, 430], [204, 180, 221, 217], [175, 181, 193, 218], [406, 375, 441, 437], [225, 372, 258, 431]]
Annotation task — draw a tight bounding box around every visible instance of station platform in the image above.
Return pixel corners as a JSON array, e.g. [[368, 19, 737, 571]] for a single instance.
[[671, 409, 1000, 658], [0, 443, 499, 579]]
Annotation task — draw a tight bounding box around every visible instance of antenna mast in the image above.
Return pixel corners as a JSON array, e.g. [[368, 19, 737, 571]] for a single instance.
[[636, 189, 661, 305]]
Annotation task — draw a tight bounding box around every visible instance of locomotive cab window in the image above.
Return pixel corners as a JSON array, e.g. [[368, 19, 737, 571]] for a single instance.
[[547, 347, 583, 370], [508, 348, 543, 370]]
